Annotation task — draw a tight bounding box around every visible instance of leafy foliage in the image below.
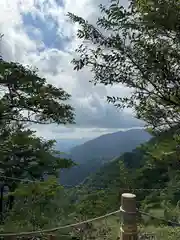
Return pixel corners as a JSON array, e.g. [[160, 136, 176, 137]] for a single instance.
[[0, 46, 75, 224], [68, 0, 180, 133], [0, 124, 73, 181], [1, 177, 76, 233], [0, 59, 75, 125]]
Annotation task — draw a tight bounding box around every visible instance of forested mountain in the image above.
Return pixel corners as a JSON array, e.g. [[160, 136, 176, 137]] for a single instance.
[[55, 138, 91, 152], [72, 129, 180, 217], [82, 147, 146, 191], [69, 129, 150, 164], [59, 129, 151, 186]]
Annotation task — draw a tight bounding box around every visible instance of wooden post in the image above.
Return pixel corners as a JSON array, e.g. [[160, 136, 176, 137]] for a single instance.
[[120, 193, 137, 240], [49, 234, 57, 240], [5, 237, 16, 240]]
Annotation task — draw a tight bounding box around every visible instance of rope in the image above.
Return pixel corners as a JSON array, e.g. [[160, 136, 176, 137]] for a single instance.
[[0, 175, 167, 192], [119, 188, 163, 192], [138, 210, 180, 226], [0, 176, 34, 183], [0, 176, 85, 187], [0, 209, 121, 237]]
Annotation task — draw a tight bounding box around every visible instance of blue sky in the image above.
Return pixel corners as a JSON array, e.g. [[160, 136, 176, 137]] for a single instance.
[[22, 10, 71, 51], [0, 0, 143, 139]]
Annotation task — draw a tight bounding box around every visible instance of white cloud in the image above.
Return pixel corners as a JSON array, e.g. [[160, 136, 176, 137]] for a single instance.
[[0, 0, 144, 139], [31, 124, 144, 140]]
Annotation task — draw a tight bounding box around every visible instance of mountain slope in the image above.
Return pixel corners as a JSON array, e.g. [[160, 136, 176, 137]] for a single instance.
[[82, 147, 146, 190], [59, 129, 151, 186], [75, 129, 180, 213], [69, 129, 151, 164], [55, 138, 91, 152]]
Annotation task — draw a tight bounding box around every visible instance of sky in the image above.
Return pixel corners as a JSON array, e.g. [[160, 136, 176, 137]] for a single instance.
[[0, 0, 145, 140]]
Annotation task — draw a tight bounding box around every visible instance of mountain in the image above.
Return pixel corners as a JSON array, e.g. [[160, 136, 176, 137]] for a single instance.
[[54, 138, 91, 152], [82, 147, 147, 191], [59, 128, 151, 186], [64, 129, 180, 238], [75, 129, 180, 214]]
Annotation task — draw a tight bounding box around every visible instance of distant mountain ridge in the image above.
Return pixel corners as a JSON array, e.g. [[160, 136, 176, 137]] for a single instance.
[[55, 138, 91, 152], [69, 129, 151, 164], [59, 128, 151, 186]]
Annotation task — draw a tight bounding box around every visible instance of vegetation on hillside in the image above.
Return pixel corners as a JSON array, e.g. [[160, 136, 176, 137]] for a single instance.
[[60, 129, 151, 186], [69, 130, 180, 239]]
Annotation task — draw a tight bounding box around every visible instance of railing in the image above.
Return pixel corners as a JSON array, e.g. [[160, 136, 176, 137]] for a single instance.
[[0, 191, 180, 240], [0, 175, 180, 240]]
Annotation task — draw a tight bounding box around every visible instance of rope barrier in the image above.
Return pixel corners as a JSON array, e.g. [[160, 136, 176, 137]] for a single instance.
[[119, 188, 163, 192], [0, 175, 167, 192], [0, 208, 179, 237], [0, 209, 121, 237], [1, 175, 180, 238], [138, 210, 180, 226], [0, 176, 34, 183], [0, 180, 179, 238]]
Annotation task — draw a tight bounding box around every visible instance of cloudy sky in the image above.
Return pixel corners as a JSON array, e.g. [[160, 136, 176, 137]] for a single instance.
[[0, 0, 144, 140]]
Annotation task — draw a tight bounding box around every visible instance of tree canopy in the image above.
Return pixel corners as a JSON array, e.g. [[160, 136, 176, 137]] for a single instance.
[[0, 124, 73, 182], [0, 53, 75, 183], [68, 0, 180, 133], [0, 58, 75, 125], [0, 43, 75, 222]]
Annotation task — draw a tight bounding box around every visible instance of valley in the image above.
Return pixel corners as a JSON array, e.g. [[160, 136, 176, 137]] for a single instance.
[[59, 128, 151, 186]]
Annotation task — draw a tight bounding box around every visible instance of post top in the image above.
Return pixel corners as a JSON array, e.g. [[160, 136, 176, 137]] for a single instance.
[[121, 193, 136, 198]]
